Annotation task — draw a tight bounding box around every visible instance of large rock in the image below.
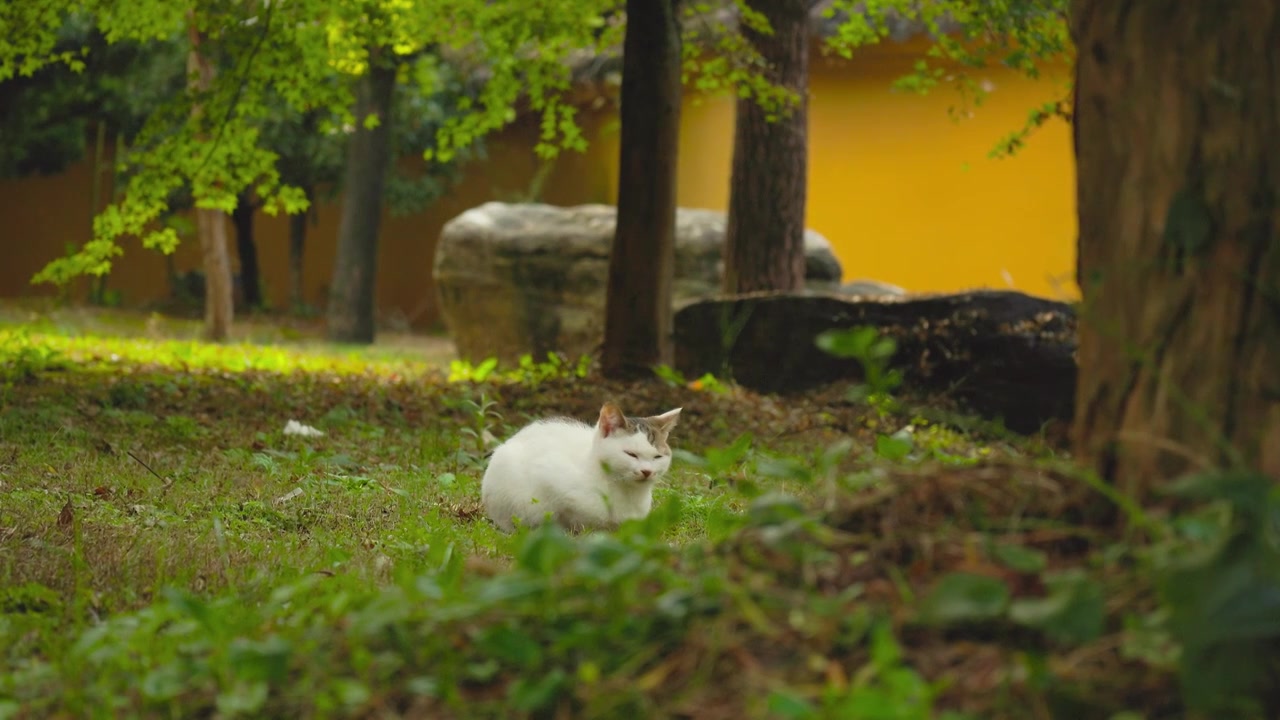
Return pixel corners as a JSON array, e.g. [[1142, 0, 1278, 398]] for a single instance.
[[673, 290, 1077, 432], [838, 278, 907, 297], [434, 202, 843, 362]]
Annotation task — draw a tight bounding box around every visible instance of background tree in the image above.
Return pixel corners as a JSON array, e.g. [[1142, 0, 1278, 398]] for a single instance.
[[269, 109, 342, 312], [323, 0, 618, 344], [3, 0, 619, 340], [722, 0, 810, 294], [1070, 0, 1280, 486], [600, 0, 684, 378], [186, 12, 234, 340], [715, 0, 1072, 295], [0, 19, 184, 302], [326, 49, 397, 343]]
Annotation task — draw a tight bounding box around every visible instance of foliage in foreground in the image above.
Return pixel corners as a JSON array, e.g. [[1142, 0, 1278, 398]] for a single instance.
[[1, 316, 1278, 718]]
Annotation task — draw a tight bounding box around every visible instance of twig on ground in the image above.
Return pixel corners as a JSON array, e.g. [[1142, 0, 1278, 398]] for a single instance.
[[127, 450, 176, 496]]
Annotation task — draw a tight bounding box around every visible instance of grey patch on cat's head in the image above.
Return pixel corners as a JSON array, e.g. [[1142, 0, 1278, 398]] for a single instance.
[[624, 407, 682, 453], [597, 403, 682, 452]]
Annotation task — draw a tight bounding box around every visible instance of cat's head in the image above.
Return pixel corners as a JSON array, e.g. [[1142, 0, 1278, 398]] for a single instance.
[[592, 402, 682, 484]]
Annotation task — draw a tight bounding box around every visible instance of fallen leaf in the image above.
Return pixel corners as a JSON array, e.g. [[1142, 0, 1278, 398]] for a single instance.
[[274, 487, 304, 504], [57, 498, 74, 528]]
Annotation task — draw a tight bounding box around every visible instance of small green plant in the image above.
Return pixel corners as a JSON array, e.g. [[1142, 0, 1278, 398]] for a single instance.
[[508, 352, 590, 387], [815, 326, 902, 398], [768, 620, 974, 720], [0, 328, 67, 383], [653, 364, 730, 394], [447, 356, 498, 383], [447, 353, 591, 387], [456, 392, 504, 458], [1152, 470, 1280, 716], [653, 363, 686, 387]]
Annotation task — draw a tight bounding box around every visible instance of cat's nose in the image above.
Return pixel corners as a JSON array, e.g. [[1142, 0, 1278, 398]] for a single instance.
[[640, 469, 651, 478]]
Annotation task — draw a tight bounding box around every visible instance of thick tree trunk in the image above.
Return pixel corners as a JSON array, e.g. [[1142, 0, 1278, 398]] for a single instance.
[[186, 20, 234, 341], [327, 58, 396, 344], [289, 188, 311, 311], [722, 0, 810, 294], [232, 191, 262, 310], [1071, 0, 1280, 487], [600, 0, 682, 378]]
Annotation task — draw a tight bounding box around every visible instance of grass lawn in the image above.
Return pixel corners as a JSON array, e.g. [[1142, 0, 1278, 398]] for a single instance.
[[0, 304, 1226, 718]]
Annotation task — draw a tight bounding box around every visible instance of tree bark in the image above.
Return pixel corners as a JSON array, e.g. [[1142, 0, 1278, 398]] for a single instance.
[[722, 0, 810, 294], [1071, 0, 1280, 487], [289, 186, 312, 312], [186, 19, 234, 342], [600, 0, 682, 378], [232, 191, 262, 310], [326, 57, 396, 344]]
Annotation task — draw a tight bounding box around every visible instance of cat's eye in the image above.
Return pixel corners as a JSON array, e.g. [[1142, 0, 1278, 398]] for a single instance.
[[625, 451, 639, 459]]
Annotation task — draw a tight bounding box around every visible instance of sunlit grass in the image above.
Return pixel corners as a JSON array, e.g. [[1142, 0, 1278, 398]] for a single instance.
[[1, 328, 436, 379]]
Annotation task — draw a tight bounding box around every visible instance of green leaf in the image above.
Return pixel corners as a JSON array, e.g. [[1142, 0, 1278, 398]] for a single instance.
[[475, 624, 544, 669], [226, 635, 293, 684], [766, 689, 817, 719], [1162, 187, 1215, 259], [332, 678, 370, 708], [1159, 526, 1280, 714], [515, 522, 576, 575], [508, 668, 567, 712], [992, 543, 1048, 573], [815, 326, 879, 359], [1162, 470, 1275, 519], [141, 664, 188, 701], [917, 572, 1010, 625], [874, 433, 913, 461], [1009, 569, 1105, 645], [215, 680, 269, 716]]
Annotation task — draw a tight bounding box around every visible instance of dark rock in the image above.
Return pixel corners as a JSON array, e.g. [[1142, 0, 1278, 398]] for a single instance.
[[673, 290, 1077, 432]]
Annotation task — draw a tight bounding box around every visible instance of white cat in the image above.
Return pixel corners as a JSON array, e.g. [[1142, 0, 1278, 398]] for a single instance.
[[480, 402, 682, 533]]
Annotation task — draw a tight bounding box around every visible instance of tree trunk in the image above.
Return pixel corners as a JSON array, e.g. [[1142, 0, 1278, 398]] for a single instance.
[[327, 58, 396, 344], [289, 186, 312, 312], [186, 19, 234, 341], [722, 0, 810, 294], [600, 0, 682, 379], [88, 120, 108, 305], [1071, 0, 1280, 488], [232, 191, 262, 310]]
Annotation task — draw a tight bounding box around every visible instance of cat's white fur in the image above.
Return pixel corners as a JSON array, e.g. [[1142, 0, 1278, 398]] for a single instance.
[[481, 403, 682, 532]]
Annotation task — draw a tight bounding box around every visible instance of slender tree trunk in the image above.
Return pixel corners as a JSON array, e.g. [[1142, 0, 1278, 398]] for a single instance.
[[186, 18, 234, 341], [600, 0, 682, 378], [232, 191, 262, 310], [722, 0, 810, 293], [289, 186, 312, 312], [1071, 0, 1280, 487], [88, 121, 108, 305], [327, 57, 396, 344]]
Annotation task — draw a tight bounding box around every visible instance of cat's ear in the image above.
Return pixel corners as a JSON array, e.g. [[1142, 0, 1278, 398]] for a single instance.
[[648, 407, 682, 432], [598, 402, 626, 437]]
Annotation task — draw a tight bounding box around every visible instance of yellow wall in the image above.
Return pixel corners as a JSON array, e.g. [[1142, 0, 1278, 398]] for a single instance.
[[0, 38, 1078, 329], [595, 41, 1078, 300], [0, 114, 619, 325]]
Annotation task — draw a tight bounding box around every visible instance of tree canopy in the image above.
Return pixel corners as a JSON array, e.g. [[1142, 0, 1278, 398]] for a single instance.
[[1, 0, 623, 287]]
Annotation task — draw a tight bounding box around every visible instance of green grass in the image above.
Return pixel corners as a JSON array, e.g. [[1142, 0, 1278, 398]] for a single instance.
[[0, 305, 1257, 719]]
